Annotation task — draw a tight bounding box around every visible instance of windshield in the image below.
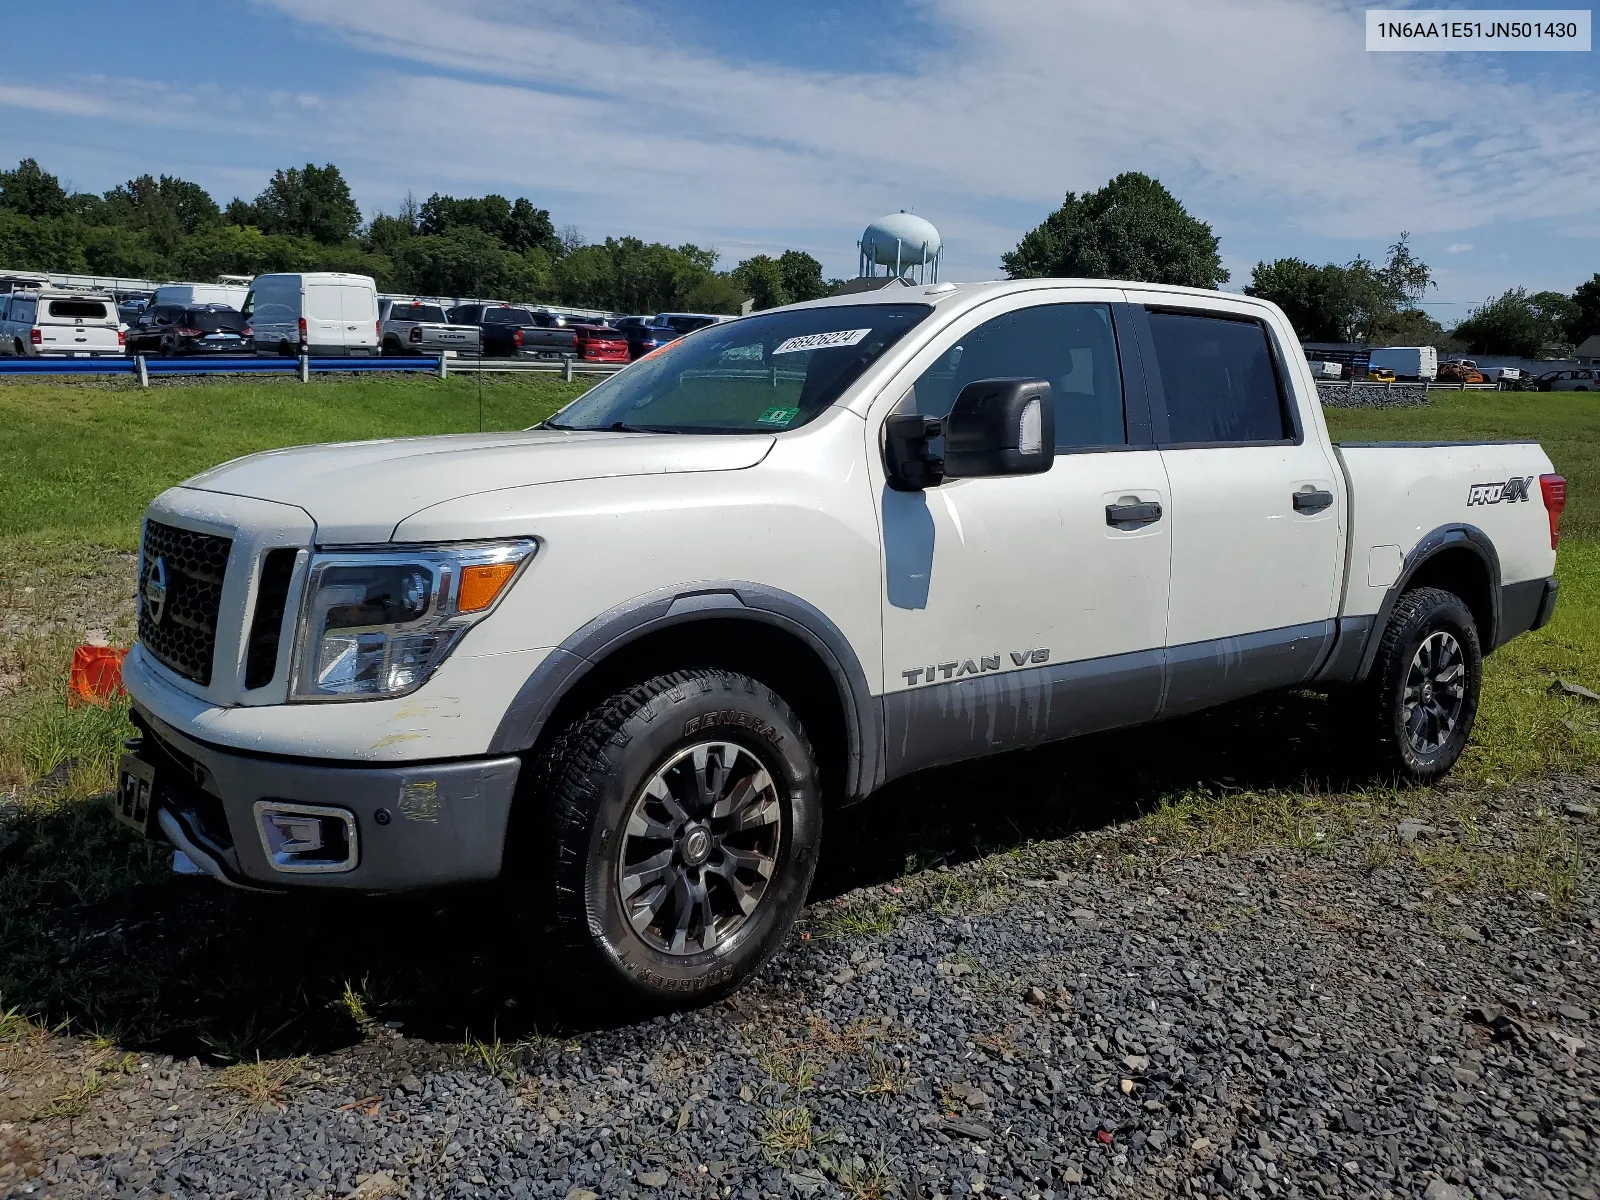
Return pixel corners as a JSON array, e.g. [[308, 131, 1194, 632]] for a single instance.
[[547, 303, 932, 434]]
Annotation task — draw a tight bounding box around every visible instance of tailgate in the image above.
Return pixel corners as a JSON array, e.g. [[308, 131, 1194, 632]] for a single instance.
[[420, 326, 478, 347], [37, 325, 122, 354]]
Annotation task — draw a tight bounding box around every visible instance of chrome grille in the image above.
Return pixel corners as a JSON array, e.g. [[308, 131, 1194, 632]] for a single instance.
[[138, 520, 232, 686]]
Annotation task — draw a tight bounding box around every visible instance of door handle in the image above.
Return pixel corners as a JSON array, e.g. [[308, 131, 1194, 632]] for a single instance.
[[1292, 489, 1335, 514], [1106, 501, 1162, 526]]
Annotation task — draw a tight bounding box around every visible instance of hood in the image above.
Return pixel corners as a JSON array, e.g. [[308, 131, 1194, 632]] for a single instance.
[[181, 428, 775, 543]]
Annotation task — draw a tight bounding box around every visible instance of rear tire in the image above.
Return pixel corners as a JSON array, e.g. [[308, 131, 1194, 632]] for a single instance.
[[514, 669, 822, 1010], [1337, 587, 1482, 781]]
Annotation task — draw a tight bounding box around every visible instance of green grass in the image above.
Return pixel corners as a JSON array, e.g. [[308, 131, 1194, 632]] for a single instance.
[[0, 374, 590, 566], [1327, 388, 1600, 781]]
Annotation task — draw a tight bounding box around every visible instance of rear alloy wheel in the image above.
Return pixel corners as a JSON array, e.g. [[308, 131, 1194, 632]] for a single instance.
[[521, 668, 821, 1008], [1400, 630, 1468, 755], [1346, 586, 1482, 781]]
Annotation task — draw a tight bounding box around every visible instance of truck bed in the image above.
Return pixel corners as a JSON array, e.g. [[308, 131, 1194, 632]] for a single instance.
[[1334, 439, 1556, 625]]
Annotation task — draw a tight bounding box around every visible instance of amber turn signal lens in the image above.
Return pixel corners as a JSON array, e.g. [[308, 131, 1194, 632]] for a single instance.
[[458, 562, 518, 613]]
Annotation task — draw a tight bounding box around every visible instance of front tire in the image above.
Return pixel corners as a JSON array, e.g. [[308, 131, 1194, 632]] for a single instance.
[[521, 669, 821, 1008], [1342, 587, 1482, 781]]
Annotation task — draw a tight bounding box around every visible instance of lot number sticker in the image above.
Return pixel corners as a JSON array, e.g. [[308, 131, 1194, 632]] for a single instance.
[[757, 406, 801, 426], [772, 328, 871, 355]]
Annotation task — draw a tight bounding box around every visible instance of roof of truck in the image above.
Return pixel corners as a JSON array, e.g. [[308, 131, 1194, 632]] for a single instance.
[[784, 278, 1278, 312]]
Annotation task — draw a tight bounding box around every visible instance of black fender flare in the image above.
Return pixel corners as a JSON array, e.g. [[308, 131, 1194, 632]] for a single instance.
[[1352, 523, 1501, 682], [487, 582, 882, 802]]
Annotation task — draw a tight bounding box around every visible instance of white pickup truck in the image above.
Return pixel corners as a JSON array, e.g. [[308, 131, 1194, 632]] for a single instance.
[[120, 279, 1565, 1004]]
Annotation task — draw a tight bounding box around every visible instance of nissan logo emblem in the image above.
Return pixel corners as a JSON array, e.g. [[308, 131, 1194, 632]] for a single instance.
[[143, 556, 169, 625]]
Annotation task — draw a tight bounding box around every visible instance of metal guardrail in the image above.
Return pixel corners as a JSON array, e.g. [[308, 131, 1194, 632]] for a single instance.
[[0, 354, 628, 384], [441, 358, 626, 378]]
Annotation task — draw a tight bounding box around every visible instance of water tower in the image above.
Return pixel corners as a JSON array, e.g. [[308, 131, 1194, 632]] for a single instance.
[[858, 211, 942, 284]]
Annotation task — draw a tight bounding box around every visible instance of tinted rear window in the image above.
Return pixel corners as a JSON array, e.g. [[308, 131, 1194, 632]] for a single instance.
[[388, 304, 447, 322], [187, 309, 247, 332], [47, 299, 110, 320], [483, 308, 536, 325], [1146, 311, 1292, 445]]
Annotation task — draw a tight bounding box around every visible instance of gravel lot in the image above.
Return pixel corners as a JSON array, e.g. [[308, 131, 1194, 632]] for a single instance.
[[6, 770, 1596, 1200]]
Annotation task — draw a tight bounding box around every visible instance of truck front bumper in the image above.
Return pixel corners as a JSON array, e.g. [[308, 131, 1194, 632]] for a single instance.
[[129, 705, 521, 892]]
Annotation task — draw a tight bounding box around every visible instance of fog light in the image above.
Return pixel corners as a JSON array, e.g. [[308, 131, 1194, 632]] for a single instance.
[[253, 802, 359, 873]]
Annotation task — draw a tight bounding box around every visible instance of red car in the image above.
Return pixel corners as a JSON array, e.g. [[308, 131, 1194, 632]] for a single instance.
[[571, 324, 629, 363]]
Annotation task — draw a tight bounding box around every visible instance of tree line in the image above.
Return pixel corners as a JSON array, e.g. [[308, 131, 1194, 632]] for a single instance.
[[4, 156, 1595, 351], [1004, 172, 1600, 358], [0, 158, 833, 315]]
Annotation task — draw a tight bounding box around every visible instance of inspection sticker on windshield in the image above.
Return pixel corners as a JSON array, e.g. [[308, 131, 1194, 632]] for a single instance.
[[771, 328, 871, 355], [757, 406, 800, 426]]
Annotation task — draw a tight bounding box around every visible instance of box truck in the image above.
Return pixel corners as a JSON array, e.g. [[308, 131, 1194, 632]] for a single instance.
[[1367, 346, 1438, 382]]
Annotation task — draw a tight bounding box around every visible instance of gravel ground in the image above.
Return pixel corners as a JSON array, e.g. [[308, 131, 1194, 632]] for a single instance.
[[6, 774, 1596, 1200]]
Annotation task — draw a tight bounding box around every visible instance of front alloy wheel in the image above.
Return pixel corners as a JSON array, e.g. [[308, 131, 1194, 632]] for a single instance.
[[617, 741, 782, 955], [523, 668, 821, 1009]]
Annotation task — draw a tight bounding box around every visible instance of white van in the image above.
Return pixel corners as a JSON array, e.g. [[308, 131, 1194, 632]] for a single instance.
[[152, 283, 250, 311], [0, 289, 125, 357], [241, 273, 381, 357]]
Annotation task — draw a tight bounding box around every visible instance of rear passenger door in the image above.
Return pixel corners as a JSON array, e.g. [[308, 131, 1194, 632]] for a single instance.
[[1123, 297, 1343, 713]]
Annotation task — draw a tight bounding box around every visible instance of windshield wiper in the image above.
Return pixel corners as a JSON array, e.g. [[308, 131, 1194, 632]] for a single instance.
[[541, 419, 673, 433]]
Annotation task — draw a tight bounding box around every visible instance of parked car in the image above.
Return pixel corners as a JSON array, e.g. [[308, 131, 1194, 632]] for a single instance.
[[0, 289, 124, 357], [1367, 367, 1397, 383], [125, 304, 252, 356], [121, 279, 1563, 1007], [242, 273, 381, 357], [613, 315, 674, 360], [378, 299, 482, 357], [152, 283, 250, 311], [447, 303, 575, 359], [652, 312, 729, 337], [571, 323, 629, 363], [1306, 359, 1343, 379], [1537, 369, 1595, 392], [1366, 346, 1437, 382], [117, 293, 154, 324]]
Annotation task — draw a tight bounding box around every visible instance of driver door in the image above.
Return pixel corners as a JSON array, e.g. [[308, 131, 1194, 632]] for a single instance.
[[873, 290, 1172, 778]]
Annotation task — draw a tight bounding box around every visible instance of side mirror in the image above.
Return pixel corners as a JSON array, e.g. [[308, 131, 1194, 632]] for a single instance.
[[943, 378, 1054, 479]]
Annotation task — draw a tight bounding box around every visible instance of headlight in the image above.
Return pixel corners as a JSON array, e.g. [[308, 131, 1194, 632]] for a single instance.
[[289, 539, 536, 702]]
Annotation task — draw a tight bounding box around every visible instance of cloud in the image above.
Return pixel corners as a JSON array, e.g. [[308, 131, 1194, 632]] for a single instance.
[[252, 0, 1600, 266], [2, 0, 1596, 282], [1448, 243, 1473, 254]]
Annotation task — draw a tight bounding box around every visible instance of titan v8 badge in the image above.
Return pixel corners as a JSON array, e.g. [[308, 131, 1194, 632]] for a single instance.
[[902, 648, 1049, 686], [1467, 477, 1533, 506]]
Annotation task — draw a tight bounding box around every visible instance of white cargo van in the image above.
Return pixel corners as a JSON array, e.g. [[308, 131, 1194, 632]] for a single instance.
[[241, 273, 380, 357], [1367, 346, 1438, 382], [152, 283, 250, 311]]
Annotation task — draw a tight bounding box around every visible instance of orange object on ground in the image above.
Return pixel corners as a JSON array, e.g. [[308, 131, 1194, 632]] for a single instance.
[[69, 645, 128, 705]]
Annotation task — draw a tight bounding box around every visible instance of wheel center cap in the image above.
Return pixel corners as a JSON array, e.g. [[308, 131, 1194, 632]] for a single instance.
[[681, 826, 713, 867], [1422, 682, 1434, 702]]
